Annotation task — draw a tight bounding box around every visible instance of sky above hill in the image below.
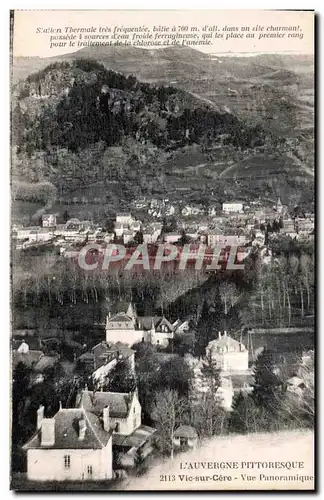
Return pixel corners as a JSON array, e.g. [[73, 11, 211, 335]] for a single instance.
[[12, 10, 314, 58]]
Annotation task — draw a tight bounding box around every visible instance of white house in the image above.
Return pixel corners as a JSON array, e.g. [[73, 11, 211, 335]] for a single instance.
[[116, 213, 133, 225], [77, 390, 156, 467], [114, 222, 124, 238], [164, 233, 181, 244], [42, 214, 57, 228], [123, 230, 134, 245], [206, 332, 249, 372], [105, 302, 175, 347], [22, 405, 113, 482], [78, 390, 141, 436], [130, 220, 141, 232], [143, 229, 155, 244], [222, 201, 244, 214], [138, 316, 175, 347], [106, 303, 139, 345]]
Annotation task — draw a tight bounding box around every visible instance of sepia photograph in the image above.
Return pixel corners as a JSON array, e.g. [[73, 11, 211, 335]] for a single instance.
[[10, 9, 315, 491]]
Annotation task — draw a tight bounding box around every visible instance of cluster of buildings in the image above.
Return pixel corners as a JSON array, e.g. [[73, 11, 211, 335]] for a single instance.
[[13, 196, 314, 257], [13, 300, 192, 482], [13, 216, 110, 251], [105, 302, 189, 348], [22, 388, 156, 482]]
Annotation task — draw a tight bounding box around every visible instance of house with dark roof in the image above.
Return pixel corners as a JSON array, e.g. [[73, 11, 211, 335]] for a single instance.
[[138, 316, 175, 347], [105, 302, 176, 347], [206, 331, 249, 372], [77, 341, 135, 389], [22, 404, 113, 481], [77, 390, 156, 467], [173, 425, 198, 448]]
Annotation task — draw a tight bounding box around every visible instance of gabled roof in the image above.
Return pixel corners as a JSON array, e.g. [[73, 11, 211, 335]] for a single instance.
[[113, 425, 156, 448], [91, 341, 134, 370], [23, 408, 111, 450], [108, 312, 133, 323], [92, 341, 134, 359], [138, 316, 174, 332], [77, 390, 135, 419], [207, 335, 243, 351]]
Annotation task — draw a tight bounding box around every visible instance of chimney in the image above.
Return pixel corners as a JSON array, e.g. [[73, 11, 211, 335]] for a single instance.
[[41, 418, 55, 446], [37, 405, 44, 430], [218, 331, 222, 339], [224, 330, 227, 337], [78, 416, 86, 440], [103, 406, 110, 432]]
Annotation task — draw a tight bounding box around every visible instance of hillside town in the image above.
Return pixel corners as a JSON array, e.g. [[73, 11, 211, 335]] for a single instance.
[[12, 197, 314, 255]]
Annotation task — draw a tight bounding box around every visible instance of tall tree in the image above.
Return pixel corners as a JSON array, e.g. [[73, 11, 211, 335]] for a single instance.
[[151, 389, 188, 460], [253, 349, 281, 414]]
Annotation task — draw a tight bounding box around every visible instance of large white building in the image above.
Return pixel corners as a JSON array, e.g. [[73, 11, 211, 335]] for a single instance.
[[206, 332, 249, 372], [105, 302, 175, 347], [77, 390, 156, 467], [23, 405, 113, 482], [222, 201, 244, 214]]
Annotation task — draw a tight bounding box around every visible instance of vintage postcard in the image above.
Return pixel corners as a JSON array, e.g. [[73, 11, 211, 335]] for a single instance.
[[10, 9, 315, 491]]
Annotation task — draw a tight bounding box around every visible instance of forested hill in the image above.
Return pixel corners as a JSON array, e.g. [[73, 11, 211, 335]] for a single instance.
[[12, 58, 267, 187]]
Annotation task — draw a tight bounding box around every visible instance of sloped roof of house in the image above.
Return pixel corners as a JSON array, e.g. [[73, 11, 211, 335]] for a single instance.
[[92, 341, 134, 359], [113, 425, 156, 448], [138, 316, 174, 332], [207, 335, 244, 352], [174, 425, 198, 439], [23, 408, 111, 450], [78, 352, 95, 363], [108, 312, 134, 323], [91, 341, 134, 370], [77, 390, 135, 419]]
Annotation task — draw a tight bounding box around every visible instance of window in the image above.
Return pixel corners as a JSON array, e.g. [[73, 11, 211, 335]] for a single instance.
[[87, 465, 93, 477], [115, 422, 120, 432], [64, 455, 70, 469]]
